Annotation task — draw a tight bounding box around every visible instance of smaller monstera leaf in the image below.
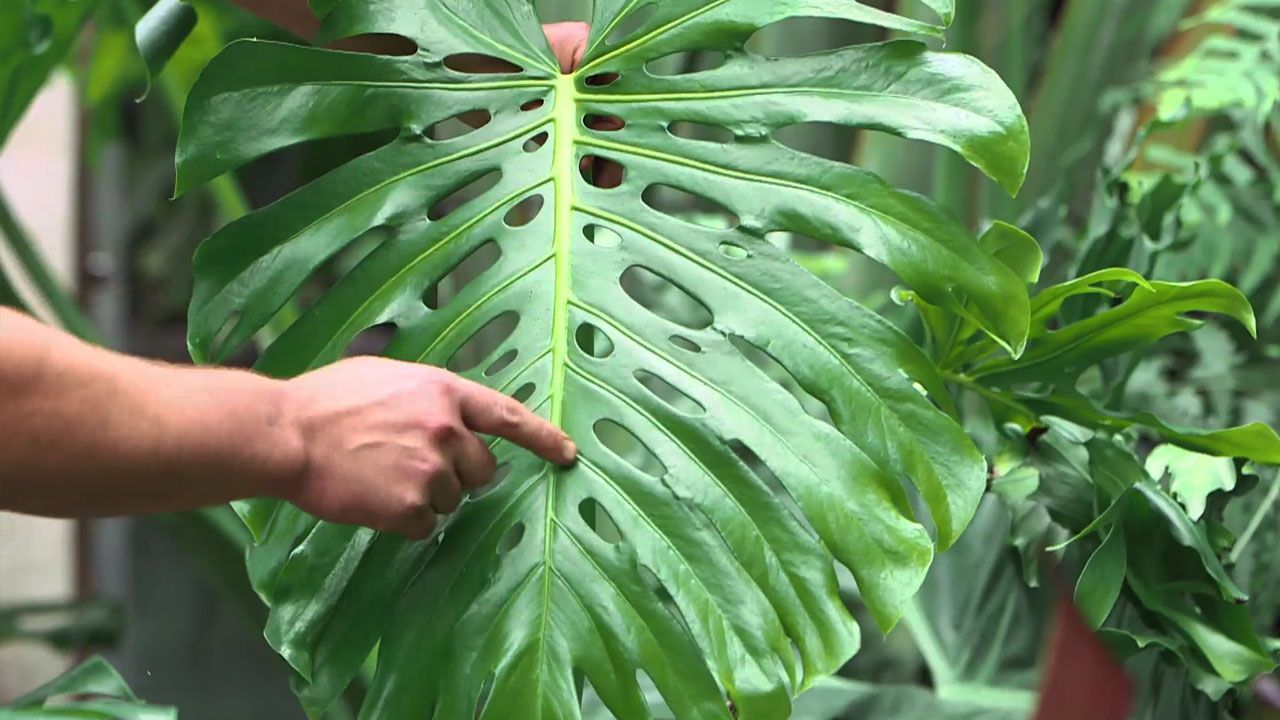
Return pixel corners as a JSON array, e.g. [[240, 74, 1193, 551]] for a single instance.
[[178, 1, 1031, 718]]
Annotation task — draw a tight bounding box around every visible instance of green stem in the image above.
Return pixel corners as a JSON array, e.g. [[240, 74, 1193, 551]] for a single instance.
[[901, 599, 955, 685], [0, 190, 101, 343], [1229, 473, 1280, 564], [941, 370, 1039, 426]]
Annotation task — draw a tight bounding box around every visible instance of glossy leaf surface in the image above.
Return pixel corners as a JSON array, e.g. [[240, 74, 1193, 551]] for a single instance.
[[179, 1, 1031, 717]]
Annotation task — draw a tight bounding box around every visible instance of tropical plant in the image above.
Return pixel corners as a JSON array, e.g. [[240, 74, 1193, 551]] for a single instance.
[[0, 655, 176, 719], [176, 0, 1042, 717]]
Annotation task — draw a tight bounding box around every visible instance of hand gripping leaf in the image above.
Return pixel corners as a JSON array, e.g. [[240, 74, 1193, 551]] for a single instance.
[[179, 1, 1030, 717]]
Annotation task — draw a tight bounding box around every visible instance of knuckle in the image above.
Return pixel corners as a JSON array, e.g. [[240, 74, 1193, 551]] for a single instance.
[[496, 401, 525, 431], [399, 488, 431, 515], [418, 455, 448, 480], [426, 374, 457, 401], [424, 419, 462, 444]]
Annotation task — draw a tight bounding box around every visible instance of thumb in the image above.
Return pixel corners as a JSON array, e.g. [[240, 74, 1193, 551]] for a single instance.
[[543, 21, 589, 73]]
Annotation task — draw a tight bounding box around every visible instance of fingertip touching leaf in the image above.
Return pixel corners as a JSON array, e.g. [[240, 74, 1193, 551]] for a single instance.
[[179, 1, 1031, 717]]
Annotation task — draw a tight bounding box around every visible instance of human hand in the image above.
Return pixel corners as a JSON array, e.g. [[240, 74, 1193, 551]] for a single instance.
[[278, 357, 575, 539]]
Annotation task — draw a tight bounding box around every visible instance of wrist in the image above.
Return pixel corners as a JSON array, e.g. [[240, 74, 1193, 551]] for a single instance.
[[262, 375, 310, 503]]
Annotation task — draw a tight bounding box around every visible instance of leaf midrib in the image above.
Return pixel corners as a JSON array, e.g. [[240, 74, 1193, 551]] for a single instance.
[[532, 72, 579, 714]]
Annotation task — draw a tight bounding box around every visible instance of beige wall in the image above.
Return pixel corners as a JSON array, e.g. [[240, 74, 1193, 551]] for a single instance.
[[0, 71, 80, 701]]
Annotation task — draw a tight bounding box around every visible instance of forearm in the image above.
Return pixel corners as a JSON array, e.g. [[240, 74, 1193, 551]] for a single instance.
[[0, 309, 301, 517]]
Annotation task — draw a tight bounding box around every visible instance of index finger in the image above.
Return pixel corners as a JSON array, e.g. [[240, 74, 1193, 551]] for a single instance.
[[453, 378, 577, 465]]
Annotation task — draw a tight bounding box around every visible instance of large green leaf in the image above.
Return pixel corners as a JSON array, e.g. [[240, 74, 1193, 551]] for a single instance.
[[179, 2, 1031, 717]]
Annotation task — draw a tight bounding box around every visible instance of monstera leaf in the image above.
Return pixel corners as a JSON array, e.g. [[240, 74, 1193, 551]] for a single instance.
[[178, 1, 1030, 717]]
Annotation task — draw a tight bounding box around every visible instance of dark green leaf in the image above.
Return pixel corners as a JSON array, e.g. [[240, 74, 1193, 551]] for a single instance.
[[1021, 392, 1280, 465], [1074, 521, 1126, 628], [0, 0, 100, 149], [178, 1, 1032, 716], [133, 0, 198, 99], [973, 278, 1255, 387]]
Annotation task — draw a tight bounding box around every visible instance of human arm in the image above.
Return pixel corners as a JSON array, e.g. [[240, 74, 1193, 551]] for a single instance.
[[0, 308, 574, 537]]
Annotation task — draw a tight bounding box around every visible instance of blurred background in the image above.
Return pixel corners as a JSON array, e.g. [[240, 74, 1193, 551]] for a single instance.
[[1, 0, 1276, 718]]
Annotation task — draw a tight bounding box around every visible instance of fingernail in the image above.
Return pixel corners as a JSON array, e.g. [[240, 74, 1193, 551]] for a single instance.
[[561, 439, 578, 465]]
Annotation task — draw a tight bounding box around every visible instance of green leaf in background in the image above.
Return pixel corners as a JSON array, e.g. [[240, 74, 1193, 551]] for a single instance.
[[1075, 521, 1127, 629], [0, 0, 196, 149], [1019, 392, 1280, 466], [3, 655, 177, 720], [972, 278, 1255, 387], [0, 0, 100, 149], [177, 0, 1033, 717], [1145, 444, 1237, 521], [1150, 0, 1280, 124], [132, 0, 198, 99]]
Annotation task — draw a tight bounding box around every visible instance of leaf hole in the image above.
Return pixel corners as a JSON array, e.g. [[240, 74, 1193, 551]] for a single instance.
[[645, 50, 727, 76], [445, 311, 519, 373], [576, 322, 615, 359], [443, 53, 521, 74], [772, 122, 858, 161], [585, 72, 618, 87], [523, 131, 549, 152], [719, 242, 749, 259], [471, 462, 513, 500], [330, 33, 417, 56], [503, 194, 545, 227], [349, 322, 396, 356], [579, 498, 623, 544], [667, 121, 735, 144], [427, 170, 502, 221], [423, 240, 502, 310], [521, 98, 545, 111], [638, 564, 670, 602], [634, 370, 705, 416], [728, 335, 835, 427], [594, 419, 666, 478], [669, 335, 701, 353], [606, 3, 656, 45], [580, 154, 625, 188], [497, 523, 525, 554], [642, 184, 739, 229], [583, 114, 625, 131], [583, 224, 622, 248], [728, 440, 817, 539], [512, 383, 536, 403], [484, 348, 518, 377], [474, 672, 497, 717], [746, 18, 876, 56], [423, 109, 491, 141], [620, 266, 714, 330], [210, 311, 243, 359]]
